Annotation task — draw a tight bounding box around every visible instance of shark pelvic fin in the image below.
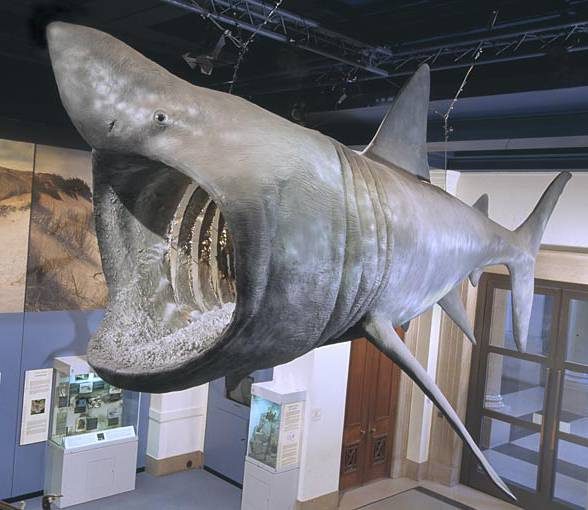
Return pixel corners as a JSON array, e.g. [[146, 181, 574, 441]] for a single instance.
[[472, 193, 489, 216], [438, 285, 476, 345], [469, 193, 489, 286], [508, 172, 571, 352], [362, 64, 431, 182], [363, 313, 515, 501]]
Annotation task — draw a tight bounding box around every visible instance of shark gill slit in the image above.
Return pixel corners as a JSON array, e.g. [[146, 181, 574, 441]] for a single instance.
[[320, 144, 390, 343]]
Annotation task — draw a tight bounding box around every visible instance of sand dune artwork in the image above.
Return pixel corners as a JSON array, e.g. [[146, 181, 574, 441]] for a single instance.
[[0, 139, 34, 313], [24, 144, 107, 311]]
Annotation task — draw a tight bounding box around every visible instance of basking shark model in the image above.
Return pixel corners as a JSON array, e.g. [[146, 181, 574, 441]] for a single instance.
[[46, 22, 571, 500]]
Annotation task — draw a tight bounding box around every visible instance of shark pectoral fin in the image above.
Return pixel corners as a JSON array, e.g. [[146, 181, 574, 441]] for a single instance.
[[225, 370, 248, 393], [363, 313, 516, 502], [362, 64, 431, 182], [438, 286, 476, 345]]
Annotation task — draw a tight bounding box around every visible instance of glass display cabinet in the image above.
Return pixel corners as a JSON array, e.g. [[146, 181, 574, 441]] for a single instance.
[[242, 382, 306, 510], [49, 358, 128, 448], [44, 356, 139, 508]]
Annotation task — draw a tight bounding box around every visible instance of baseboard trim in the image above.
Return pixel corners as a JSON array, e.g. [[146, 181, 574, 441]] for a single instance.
[[295, 490, 339, 510], [145, 451, 203, 476], [427, 461, 459, 486], [203, 466, 243, 489], [404, 459, 429, 481]]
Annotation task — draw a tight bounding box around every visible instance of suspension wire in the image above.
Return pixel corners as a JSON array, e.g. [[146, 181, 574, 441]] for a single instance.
[[228, 0, 285, 94], [443, 10, 498, 173]]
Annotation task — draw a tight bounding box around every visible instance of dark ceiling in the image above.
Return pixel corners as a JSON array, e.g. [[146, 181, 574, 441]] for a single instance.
[[1, 0, 588, 170]]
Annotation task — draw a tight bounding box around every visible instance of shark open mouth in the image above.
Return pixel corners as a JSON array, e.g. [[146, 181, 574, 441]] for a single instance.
[[87, 154, 239, 382]]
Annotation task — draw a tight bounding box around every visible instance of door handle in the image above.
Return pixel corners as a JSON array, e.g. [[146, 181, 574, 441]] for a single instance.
[[370, 428, 376, 435]]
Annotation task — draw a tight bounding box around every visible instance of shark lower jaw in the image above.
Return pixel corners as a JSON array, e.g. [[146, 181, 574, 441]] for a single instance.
[[86, 152, 241, 392]]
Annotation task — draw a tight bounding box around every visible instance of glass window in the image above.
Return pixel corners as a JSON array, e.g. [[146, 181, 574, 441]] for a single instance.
[[479, 416, 539, 491], [489, 289, 553, 356], [483, 353, 547, 424], [566, 298, 588, 366], [553, 439, 588, 509], [560, 369, 588, 440]]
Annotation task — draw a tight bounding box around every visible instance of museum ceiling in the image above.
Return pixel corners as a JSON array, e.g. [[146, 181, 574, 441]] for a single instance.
[[1, 0, 587, 170]]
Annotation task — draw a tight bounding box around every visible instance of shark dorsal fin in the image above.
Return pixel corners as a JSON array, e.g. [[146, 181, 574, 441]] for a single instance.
[[362, 64, 431, 182]]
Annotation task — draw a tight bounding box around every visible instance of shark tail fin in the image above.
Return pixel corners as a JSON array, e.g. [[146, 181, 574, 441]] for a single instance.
[[507, 172, 571, 352]]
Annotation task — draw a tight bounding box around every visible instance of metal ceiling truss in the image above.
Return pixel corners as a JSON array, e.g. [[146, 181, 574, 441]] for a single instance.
[[162, 0, 394, 76], [162, 0, 588, 92]]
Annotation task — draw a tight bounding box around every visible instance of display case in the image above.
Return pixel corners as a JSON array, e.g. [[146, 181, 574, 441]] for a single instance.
[[49, 356, 131, 448], [246, 383, 306, 473], [242, 382, 306, 510], [44, 356, 139, 508]]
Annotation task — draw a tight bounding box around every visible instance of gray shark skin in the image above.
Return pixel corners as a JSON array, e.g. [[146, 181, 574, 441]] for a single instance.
[[46, 22, 572, 501]]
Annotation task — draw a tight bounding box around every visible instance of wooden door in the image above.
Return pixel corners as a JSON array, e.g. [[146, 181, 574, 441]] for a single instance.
[[340, 335, 401, 490]]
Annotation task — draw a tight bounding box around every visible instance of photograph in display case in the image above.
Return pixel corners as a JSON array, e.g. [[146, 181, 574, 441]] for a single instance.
[[49, 360, 128, 447]]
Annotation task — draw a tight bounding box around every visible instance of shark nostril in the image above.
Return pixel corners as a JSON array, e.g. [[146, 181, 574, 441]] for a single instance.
[[108, 119, 117, 133]]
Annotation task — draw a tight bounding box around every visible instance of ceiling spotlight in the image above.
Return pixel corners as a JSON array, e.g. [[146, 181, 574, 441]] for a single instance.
[[183, 31, 227, 76]]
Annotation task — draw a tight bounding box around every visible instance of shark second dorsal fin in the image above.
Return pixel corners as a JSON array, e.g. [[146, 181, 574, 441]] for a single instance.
[[469, 193, 490, 286], [362, 64, 431, 182]]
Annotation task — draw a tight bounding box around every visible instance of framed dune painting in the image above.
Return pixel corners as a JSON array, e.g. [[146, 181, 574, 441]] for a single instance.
[[0, 139, 34, 313], [24, 144, 107, 311]]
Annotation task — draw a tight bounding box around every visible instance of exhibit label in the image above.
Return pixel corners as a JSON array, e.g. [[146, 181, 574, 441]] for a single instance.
[[20, 368, 53, 445]]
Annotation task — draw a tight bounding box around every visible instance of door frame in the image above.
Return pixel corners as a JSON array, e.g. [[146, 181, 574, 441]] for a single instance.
[[462, 272, 588, 508], [339, 337, 401, 491]]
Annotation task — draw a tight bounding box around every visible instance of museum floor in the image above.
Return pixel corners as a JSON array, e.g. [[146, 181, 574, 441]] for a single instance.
[[22, 470, 519, 510]]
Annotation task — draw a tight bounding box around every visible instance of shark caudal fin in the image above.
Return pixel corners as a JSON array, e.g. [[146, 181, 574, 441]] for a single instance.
[[362, 64, 431, 182], [507, 172, 572, 352]]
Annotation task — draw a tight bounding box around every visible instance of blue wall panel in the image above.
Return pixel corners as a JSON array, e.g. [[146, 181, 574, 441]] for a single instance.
[[0, 313, 24, 499], [0, 308, 151, 499], [12, 310, 105, 496]]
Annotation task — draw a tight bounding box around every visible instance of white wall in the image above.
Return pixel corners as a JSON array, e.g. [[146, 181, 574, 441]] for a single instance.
[[269, 342, 351, 503], [297, 344, 351, 502], [457, 172, 588, 248], [147, 385, 208, 459]]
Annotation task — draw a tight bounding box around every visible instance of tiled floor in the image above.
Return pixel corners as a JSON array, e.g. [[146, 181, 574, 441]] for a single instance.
[[22, 469, 242, 510], [339, 478, 521, 510], [13, 471, 524, 510], [359, 487, 476, 509]]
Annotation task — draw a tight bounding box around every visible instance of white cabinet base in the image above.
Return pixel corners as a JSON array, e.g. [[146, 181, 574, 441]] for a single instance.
[[45, 435, 137, 508], [241, 460, 299, 510]]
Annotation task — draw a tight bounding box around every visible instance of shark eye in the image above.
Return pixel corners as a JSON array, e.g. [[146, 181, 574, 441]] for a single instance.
[[153, 110, 169, 125]]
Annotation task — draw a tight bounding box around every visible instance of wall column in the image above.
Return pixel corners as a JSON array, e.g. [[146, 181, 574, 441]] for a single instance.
[[146, 385, 208, 476], [265, 343, 350, 510], [398, 169, 461, 480]]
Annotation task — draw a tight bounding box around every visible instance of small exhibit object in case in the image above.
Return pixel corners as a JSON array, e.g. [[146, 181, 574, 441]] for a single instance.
[[242, 382, 306, 510], [246, 384, 305, 473], [44, 355, 139, 508]]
